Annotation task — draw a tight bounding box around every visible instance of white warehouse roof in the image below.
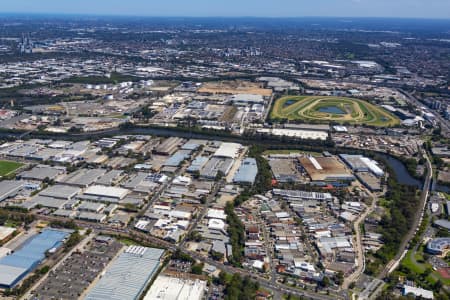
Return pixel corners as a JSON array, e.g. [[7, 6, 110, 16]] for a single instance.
[[213, 142, 241, 159], [83, 185, 129, 200], [360, 157, 384, 176], [206, 209, 227, 220], [208, 219, 226, 231], [144, 275, 207, 300]]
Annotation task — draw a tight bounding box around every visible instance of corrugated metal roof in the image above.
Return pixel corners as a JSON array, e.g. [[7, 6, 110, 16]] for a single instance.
[[84, 246, 164, 300], [187, 156, 209, 172], [163, 150, 191, 167], [233, 158, 258, 184], [213, 142, 241, 159], [0, 228, 70, 288]]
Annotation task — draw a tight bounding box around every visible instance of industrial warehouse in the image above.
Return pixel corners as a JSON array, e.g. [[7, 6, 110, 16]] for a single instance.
[[84, 246, 165, 300], [298, 156, 355, 184], [0, 228, 71, 289], [144, 275, 208, 300]]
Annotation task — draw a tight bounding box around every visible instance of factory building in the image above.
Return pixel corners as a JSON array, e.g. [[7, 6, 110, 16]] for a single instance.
[[18, 165, 66, 182], [233, 158, 258, 185], [144, 275, 207, 300], [199, 157, 234, 180], [84, 246, 164, 300], [298, 156, 354, 184], [154, 137, 184, 156], [0, 228, 70, 289], [57, 168, 107, 187], [79, 185, 129, 204], [0, 180, 25, 202], [229, 94, 265, 106], [273, 189, 333, 202], [213, 142, 242, 159], [339, 154, 384, 177], [0, 226, 15, 243], [39, 185, 81, 200]]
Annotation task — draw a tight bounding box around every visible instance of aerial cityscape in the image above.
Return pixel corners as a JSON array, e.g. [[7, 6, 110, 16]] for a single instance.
[[0, 1, 449, 300]]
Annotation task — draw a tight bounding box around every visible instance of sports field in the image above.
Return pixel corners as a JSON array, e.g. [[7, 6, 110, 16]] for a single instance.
[[270, 96, 400, 127], [0, 160, 24, 176]]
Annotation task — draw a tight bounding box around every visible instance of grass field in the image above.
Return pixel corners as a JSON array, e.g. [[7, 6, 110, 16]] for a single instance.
[[270, 95, 400, 127], [401, 248, 450, 286], [0, 160, 24, 176]]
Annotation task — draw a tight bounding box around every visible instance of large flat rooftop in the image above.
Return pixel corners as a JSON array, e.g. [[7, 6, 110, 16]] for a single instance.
[[144, 275, 207, 300], [298, 156, 353, 181], [84, 246, 164, 300]]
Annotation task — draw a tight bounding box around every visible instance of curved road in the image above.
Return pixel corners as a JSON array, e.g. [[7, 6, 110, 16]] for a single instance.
[[343, 191, 378, 289]]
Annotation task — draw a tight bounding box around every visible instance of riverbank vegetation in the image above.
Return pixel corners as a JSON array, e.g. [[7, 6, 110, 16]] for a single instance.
[[366, 164, 420, 275]]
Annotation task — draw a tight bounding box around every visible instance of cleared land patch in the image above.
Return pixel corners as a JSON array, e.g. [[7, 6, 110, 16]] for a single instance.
[[270, 95, 400, 127], [198, 80, 272, 96]]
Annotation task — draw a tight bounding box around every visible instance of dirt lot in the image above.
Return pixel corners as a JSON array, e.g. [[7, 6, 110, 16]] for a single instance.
[[198, 80, 272, 96]]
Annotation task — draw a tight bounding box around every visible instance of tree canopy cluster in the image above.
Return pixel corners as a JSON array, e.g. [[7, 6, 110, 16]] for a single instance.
[[217, 272, 260, 300], [366, 173, 419, 275], [225, 201, 245, 266]]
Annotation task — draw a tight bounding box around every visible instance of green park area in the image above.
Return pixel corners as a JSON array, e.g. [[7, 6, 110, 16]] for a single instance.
[[400, 246, 450, 288], [0, 160, 24, 177], [270, 95, 400, 127]]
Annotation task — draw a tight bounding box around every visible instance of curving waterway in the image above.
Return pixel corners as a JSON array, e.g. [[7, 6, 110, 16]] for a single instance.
[[1, 126, 448, 193]]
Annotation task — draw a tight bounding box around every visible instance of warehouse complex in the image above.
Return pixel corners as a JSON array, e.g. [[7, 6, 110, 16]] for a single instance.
[[84, 246, 164, 300], [0, 228, 71, 289], [144, 275, 207, 300], [233, 158, 258, 184], [298, 156, 354, 183], [339, 154, 384, 177], [0, 180, 25, 202]]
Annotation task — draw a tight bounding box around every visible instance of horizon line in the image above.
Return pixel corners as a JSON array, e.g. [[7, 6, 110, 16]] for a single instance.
[[0, 12, 450, 21]]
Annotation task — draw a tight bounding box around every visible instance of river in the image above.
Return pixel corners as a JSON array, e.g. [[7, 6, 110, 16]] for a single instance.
[[377, 153, 449, 193], [1, 126, 448, 193]]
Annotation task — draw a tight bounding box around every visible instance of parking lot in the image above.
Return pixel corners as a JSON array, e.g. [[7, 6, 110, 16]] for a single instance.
[[32, 238, 123, 300]]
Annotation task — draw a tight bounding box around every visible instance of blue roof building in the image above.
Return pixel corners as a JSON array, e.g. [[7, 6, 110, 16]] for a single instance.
[[426, 238, 450, 255], [0, 228, 71, 289], [233, 158, 258, 185], [187, 156, 209, 173], [163, 150, 191, 167]]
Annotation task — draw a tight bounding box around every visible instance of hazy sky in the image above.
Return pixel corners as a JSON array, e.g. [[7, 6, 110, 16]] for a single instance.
[[1, 0, 450, 19]]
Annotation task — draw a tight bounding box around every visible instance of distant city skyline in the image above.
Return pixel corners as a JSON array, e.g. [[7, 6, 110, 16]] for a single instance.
[[1, 0, 450, 19]]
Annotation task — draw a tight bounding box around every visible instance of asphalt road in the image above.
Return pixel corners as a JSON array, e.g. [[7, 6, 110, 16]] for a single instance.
[[343, 191, 378, 289]]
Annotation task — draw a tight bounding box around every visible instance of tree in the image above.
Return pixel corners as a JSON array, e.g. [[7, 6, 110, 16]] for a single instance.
[[215, 170, 225, 181], [68, 126, 82, 133], [320, 276, 330, 288], [335, 271, 344, 285], [210, 250, 224, 261], [187, 230, 202, 242], [191, 262, 204, 275]]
